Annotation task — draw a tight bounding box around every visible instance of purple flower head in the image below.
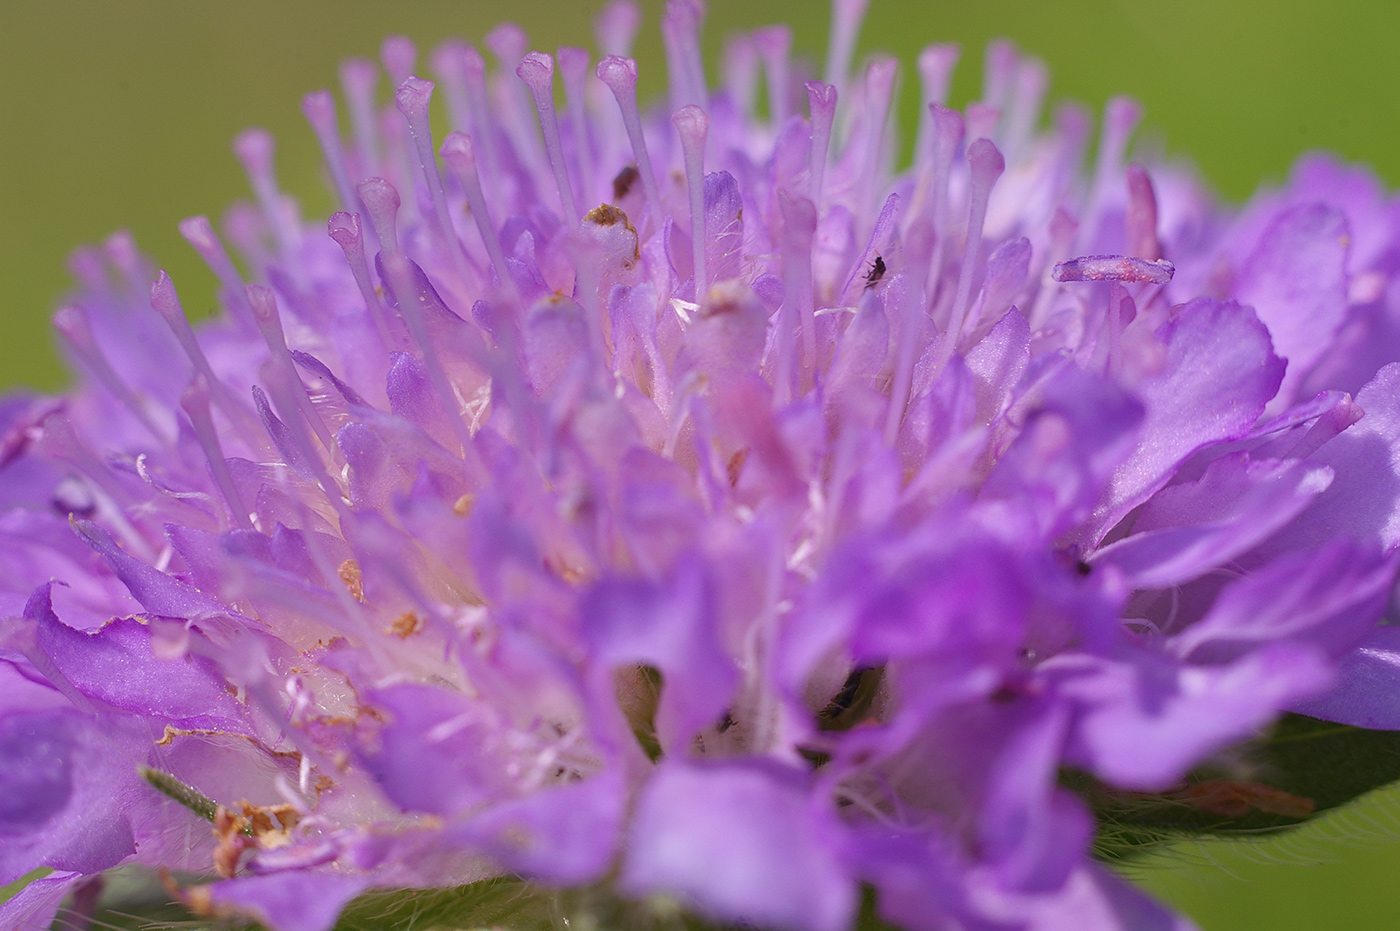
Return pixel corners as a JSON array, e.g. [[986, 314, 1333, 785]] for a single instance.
[[5, 3, 1400, 930]]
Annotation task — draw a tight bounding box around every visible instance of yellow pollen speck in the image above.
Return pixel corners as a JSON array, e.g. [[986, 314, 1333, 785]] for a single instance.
[[338, 558, 366, 603], [387, 611, 425, 638], [453, 493, 475, 516]]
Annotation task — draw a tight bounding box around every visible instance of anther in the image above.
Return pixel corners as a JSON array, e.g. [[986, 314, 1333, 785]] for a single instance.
[[517, 52, 582, 223], [672, 105, 710, 304]]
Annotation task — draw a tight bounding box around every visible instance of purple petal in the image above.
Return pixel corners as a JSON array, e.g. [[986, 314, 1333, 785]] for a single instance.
[[452, 769, 624, 885], [1091, 456, 1333, 588], [1235, 203, 1349, 407], [1291, 626, 1400, 728], [1049, 642, 1333, 790], [582, 557, 737, 753], [207, 871, 370, 931], [620, 760, 856, 931], [28, 582, 248, 732], [1089, 299, 1285, 541]]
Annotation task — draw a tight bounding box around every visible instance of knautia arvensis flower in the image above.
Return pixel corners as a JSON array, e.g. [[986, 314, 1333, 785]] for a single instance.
[[5, 1, 1400, 929]]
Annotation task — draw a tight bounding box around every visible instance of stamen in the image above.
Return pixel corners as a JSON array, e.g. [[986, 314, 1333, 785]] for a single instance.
[[104, 231, 148, 302], [597, 56, 665, 226], [440, 133, 513, 290], [775, 192, 818, 404], [934, 138, 1005, 373], [357, 176, 482, 469], [53, 306, 171, 444], [454, 45, 505, 210], [596, 0, 642, 58], [672, 105, 710, 303], [857, 57, 898, 224], [301, 91, 358, 214], [722, 34, 759, 118], [430, 41, 475, 134], [1125, 164, 1162, 260], [883, 275, 923, 447], [1003, 57, 1048, 163], [178, 216, 253, 327], [1027, 208, 1080, 331], [232, 129, 300, 258], [753, 26, 793, 124], [805, 81, 837, 209], [517, 52, 582, 223], [1051, 254, 1174, 285], [394, 76, 476, 289], [40, 415, 155, 561], [557, 47, 597, 207], [357, 177, 403, 258], [326, 213, 396, 347], [180, 376, 253, 531], [841, 193, 899, 305], [823, 0, 871, 100], [981, 40, 1018, 119], [339, 58, 381, 179], [380, 35, 418, 87], [245, 285, 335, 451], [661, 0, 707, 111], [378, 250, 480, 470], [923, 104, 965, 295], [965, 102, 1000, 146], [485, 24, 542, 173], [912, 44, 959, 173], [150, 271, 255, 430], [1079, 96, 1142, 251]]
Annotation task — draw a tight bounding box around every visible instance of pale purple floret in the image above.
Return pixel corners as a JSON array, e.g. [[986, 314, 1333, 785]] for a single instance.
[[6, 1, 1400, 930]]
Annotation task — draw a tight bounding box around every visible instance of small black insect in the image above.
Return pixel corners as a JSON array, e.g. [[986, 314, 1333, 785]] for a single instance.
[[863, 254, 887, 290], [612, 164, 640, 202]]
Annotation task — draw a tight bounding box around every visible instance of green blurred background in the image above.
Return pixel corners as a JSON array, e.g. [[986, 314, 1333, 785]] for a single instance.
[[4, 0, 1400, 927]]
